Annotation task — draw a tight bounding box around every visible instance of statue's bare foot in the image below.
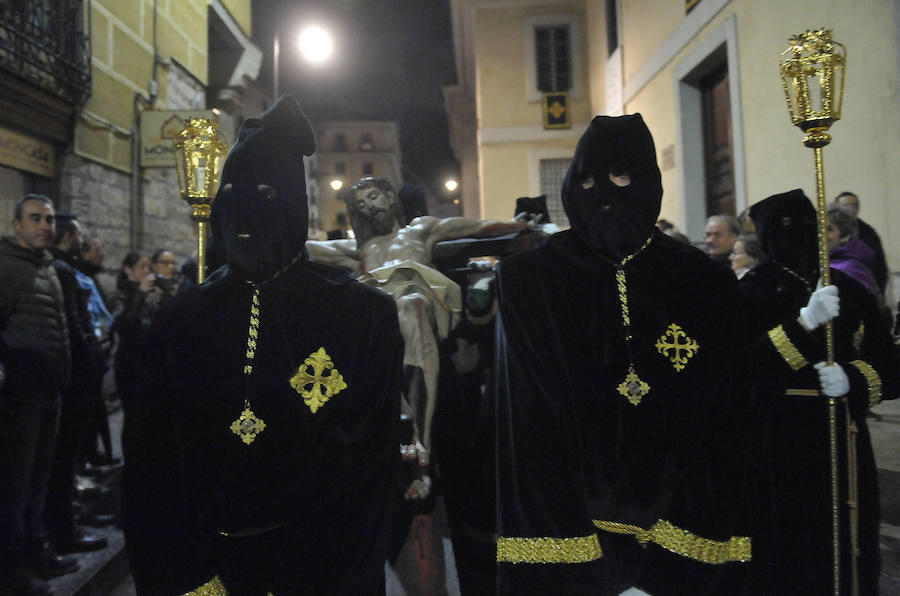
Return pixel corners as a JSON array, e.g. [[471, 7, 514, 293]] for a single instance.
[[405, 474, 432, 501]]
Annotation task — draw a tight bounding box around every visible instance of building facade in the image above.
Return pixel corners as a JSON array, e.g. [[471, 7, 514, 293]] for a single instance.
[[445, 0, 899, 279], [309, 120, 403, 238], [0, 0, 261, 289]]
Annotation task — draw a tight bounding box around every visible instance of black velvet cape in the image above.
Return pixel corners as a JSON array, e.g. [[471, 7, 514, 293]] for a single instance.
[[741, 261, 898, 595], [122, 260, 403, 595], [495, 229, 752, 595]]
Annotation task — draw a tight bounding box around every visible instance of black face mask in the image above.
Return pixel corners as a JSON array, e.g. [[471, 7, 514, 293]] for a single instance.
[[749, 189, 818, 282], [210, 95, 316, 282], [562, 114, 662, 261], [213, 181, 305, 282]]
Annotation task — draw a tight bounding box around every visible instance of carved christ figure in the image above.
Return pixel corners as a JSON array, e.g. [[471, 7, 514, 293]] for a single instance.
[[307, 177, 525, 498]]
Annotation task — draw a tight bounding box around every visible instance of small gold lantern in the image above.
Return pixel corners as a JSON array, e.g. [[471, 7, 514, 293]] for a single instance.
[[173, 117, 228, 284], [780, 29, 846, 148]]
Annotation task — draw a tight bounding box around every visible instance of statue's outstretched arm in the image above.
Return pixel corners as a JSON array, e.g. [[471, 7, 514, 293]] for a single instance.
[[306, 239, 361, 273]]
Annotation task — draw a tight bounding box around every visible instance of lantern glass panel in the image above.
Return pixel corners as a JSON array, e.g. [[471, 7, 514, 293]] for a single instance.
[[174, 144, 186, 196]]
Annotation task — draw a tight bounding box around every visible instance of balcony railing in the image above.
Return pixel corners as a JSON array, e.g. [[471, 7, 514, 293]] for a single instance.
[[0, 0, 91, 105]]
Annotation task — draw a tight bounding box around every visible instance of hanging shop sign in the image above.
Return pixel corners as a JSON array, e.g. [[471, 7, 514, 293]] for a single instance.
[[0, 125, 54, 177], [140, 110, 219, 167]]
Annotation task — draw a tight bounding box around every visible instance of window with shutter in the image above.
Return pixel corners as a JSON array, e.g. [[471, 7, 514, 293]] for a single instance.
[[535, 24, 572, 93]]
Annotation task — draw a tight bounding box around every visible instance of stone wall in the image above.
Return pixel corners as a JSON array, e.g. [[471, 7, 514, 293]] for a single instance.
[[58, 62, 205, 294]]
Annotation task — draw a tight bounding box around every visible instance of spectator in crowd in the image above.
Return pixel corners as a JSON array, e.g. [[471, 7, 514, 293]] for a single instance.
[[729, 233, 765, 280], [108, 252, 154, 422], [705, 214, 740, 264], [75, 236, 117, 470], [833, 191, 888, 296], [0, 194, 73, 595], [826, 206, 879, 297], [45, 214, 108, 555], [150, 249, 178, 294]]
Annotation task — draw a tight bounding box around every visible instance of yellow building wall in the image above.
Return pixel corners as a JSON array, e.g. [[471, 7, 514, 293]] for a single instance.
[[221, 0, 253, 38], [475, 1, 592, 221], [475, 2, 591, 129], [616, 0, 899, 268], [78, 0, 209, 172], [480, 137, 579, 222]]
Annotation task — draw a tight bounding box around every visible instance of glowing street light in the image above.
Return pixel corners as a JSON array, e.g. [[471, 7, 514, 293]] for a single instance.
[[444, 179, 458, 192], [273, 24, 335, 97], [298, 26, 334, 64], [329, 178, 343, 191]]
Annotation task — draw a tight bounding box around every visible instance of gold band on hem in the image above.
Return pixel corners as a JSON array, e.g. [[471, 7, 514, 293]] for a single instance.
[[497, 534, 603, 564], [593, 519, 751, 564], [182, 576, 226, 596], [768, 324, 808, 371], [785, 388, 820, 397], [849, 360, 882, 407]]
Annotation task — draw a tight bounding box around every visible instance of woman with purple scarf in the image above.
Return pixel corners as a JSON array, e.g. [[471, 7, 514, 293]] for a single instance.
[[827, 206, 879, 297]]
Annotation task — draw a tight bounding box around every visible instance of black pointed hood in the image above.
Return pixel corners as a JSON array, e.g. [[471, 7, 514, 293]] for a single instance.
[[561, 114, 662, 261], [211, 94, 316, 282], [749, 189, 818, 283]]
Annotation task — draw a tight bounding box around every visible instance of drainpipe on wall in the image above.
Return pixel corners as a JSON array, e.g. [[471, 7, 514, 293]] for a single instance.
[[129, 0, 160, 251]]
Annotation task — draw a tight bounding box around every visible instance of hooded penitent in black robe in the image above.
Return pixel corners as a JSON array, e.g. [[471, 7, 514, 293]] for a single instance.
[[495, 114, 752, 596], [741, 189, 898, 595], [121, 95, 403, 596]]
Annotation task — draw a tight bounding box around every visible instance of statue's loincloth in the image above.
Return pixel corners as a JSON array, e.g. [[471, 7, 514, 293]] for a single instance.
[[358, 259, 461, 341]]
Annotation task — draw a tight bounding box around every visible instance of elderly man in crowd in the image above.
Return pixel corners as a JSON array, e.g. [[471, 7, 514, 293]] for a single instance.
[[705, 214, 740, 264]]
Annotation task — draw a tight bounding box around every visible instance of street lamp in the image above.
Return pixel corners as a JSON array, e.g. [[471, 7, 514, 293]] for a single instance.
[[329, 178, 343, 191], [273, 24, 334, 97], [444, 179, 458, 192]]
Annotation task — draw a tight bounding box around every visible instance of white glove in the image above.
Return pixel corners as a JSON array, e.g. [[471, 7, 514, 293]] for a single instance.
[[800, 283, 839, 330], [814, 362, 850, 397]]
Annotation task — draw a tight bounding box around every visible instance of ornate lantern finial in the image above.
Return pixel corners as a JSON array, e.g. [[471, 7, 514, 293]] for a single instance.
[[173, 117, 228, 284], [779, 28, 846, 147]]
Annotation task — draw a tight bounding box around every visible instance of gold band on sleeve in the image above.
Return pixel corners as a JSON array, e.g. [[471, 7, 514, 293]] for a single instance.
[[497, 534, 603, 564], [182, 576, 227, 596], [849, 360, 883, 407], [768, 324, 808, 371], [593, 519, 751, 564]]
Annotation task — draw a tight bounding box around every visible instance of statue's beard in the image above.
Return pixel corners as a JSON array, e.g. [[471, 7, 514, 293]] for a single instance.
[[370, 210, 396, 236]]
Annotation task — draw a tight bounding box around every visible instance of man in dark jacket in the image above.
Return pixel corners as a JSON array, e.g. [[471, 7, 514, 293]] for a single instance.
[[495, 115, 752, 595], [0, 195, 72, 596], [122, 95, 403, 595], [45, 214, 108, 555]]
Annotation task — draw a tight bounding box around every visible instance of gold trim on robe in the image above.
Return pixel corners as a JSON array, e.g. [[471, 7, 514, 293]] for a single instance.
[[849, 359, 883, 407], [768, 324, 808, 371], [497, 534, 603, 564], [593, 519, 751, 564]]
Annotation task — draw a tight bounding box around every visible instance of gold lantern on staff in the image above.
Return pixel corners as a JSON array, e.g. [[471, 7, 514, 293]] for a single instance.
[[173, 117, 228, 284], [779, 28, 852, 596]]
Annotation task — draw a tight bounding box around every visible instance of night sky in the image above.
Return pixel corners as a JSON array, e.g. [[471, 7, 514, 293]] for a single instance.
[[252, 0, 459, 202]]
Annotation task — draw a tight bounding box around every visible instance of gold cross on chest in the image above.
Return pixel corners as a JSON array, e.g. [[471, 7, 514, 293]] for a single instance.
[[654, 323, 699, 372]]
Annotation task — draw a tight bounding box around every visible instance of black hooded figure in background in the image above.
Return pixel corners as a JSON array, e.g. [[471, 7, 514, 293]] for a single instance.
[[739, 189, 898, 595], [122, 95, 403, 595], [494, 114, 753, 595]]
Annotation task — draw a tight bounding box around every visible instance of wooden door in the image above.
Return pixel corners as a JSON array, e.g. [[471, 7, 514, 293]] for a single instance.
[[701, 66, 735, 217]]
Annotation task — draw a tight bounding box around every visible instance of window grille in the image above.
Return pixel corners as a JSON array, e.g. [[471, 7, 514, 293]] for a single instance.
[[535, 24, 571, 93], [0, 0, 91, 105], [540, 158, 570, 227]]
